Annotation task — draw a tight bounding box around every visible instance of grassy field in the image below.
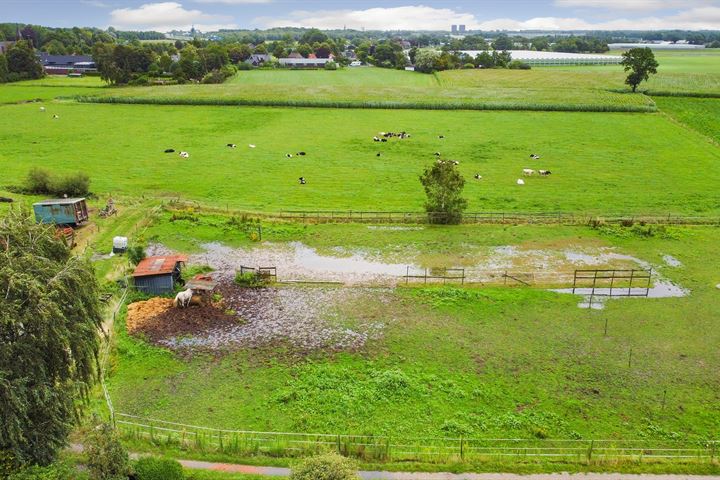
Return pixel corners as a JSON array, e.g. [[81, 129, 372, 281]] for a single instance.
[[106, 218, 720, 442], [227, 67, 436, 87], [655, 96, 720, 143], [0, 75, 108, 103], [2, 102, 719, 215]]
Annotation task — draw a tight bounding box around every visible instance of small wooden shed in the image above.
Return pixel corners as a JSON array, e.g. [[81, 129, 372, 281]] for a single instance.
[[132, 255, 188, 295], [33, 198, 89, 226]]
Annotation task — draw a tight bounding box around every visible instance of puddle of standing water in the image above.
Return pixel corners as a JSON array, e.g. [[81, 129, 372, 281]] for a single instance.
[[663, 254, 683, 267], [552, 280, 688, 309]]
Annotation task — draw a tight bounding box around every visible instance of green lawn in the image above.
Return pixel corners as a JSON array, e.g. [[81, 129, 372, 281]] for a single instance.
[[107, 220, 720, 442], [2, 102, 719, 215], [655, 96, 720, 143]]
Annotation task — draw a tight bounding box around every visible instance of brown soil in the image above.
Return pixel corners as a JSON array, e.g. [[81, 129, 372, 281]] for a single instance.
[[126, 298, 173, 333], [128, 299, 237, 345]]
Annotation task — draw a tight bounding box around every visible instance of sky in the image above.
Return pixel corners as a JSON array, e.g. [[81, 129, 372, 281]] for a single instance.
[[3, 0, 720, 32]]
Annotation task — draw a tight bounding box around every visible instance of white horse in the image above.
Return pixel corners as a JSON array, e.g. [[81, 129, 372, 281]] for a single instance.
[[173, 289, 194, 308]]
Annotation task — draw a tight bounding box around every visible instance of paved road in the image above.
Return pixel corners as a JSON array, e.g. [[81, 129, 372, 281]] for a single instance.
[[177, 458, 720, 479]]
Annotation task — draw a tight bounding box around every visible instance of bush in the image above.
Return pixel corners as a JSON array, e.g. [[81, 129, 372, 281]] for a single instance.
[[234, 271, 266, 287], [127, 245, 146, 266], [509, 60, 531, 70], [53, 172, 91, 197], [84, 422, 130, 480], [26, 167, 53, 194], [128, 74, 150, 86], [324, 61, 338, 71], [23, 169, 90, 197], [237, 62, 252, 70], [290, 453, 359, 480], [7, 462, 84, 480], [463, 63, 475, 69], [133, 457, 183, 480]]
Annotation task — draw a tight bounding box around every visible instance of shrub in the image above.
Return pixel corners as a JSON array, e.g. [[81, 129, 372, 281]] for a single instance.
[[128, 75, 150, 86], [290, 453, 359, 480], [509, 60, 531, 70], [24, 169, 90, 197], [324, 61, 338, 71], [237, 62, 252, 70], [26, 168, 53, 194], [127, 245, 146, 265], [463, 63, 475, 69], [7, 462, 83, 480], [234, 271, 266, 287], [133, 457, 183, 480], [53, 172, 91, 197], [84, 422, 130, 480]]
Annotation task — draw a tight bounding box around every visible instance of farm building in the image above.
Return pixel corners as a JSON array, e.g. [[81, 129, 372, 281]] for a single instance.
[[132, 255, 188, 295], [33, 198, 89, 226], [38, 53, 97, 74], [278, 57, 333, 68]]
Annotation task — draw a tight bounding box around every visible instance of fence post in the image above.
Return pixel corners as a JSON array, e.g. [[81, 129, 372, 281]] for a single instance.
[[587, 440, 594, 462], [460, 436, 465, 461], [336, 435, 341, 454]]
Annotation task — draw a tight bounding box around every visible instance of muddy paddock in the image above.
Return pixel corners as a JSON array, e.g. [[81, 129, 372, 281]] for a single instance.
[[129, 281, 393, 353]]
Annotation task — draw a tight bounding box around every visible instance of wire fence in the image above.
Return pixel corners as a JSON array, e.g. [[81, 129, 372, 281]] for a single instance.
[[115, 414, 720, 464], [275, 210, 720, 226]]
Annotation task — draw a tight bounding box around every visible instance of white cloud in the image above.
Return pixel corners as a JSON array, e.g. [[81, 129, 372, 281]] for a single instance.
[[194, 0, 272, 4], [80, 0, 111, 7], [109, 2, 237, 32], [254, 5, 478, 31], [254, 4, 720, 31], [553, 0, 698, 11]]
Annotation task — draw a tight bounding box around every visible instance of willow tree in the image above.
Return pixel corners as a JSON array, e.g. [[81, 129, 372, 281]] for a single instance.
[[0, 211, 102, 466], [419, 159, 468, 224]]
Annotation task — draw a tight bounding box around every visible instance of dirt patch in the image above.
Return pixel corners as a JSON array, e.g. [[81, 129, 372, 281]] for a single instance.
[[135, 303, 238, 345], [126, 297, 173, 333]]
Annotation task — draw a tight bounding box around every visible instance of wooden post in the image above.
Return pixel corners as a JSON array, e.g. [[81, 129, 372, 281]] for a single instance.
[[628, 348, 633, 368], [460, 436, 465, 460]]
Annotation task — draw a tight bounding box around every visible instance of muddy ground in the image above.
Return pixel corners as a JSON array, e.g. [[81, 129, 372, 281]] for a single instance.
[[128, 281, 392, 353]]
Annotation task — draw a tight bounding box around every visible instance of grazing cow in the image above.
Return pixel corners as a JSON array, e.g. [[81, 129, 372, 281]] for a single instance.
[[179, 151, 190, 158], [39, 107, 46, 112], [452, 160, 460, 165], [530, 154, 541, 160], [377, 153, 381, 157], [164, 149, 175, 153], [373, 136, 380, 142], [381, 138, 388, 142], [539, 170, 552, 176], [227, 143, 237, 148], [173, 289, 194, 308], [52, 114, 59, 119], [474, 174, 482, 180], [522, 168, 535, 176], [434, 152, 441, 156], [517, 179, 525, 185], [296, 152, 306, 156], [299, 177, 306, 184], [438, 135, 445, 139], [286, 153, 293, 158], [248, 144, 256, 148]]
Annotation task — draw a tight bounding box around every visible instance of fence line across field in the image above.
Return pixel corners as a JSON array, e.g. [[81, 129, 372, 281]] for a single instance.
[[114, 413, 720, 463]]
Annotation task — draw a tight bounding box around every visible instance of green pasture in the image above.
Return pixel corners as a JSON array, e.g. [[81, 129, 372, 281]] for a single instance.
[[227, 66, 436, 87], [2, 102, 719, 215], [656, 96, 720, 143], [107, 220, 720, 442], [0, 75, 108, 103]]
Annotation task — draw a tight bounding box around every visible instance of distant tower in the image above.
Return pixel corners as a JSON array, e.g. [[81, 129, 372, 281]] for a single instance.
[[459, 25, 466, 33], [451, 25, 458, 33]]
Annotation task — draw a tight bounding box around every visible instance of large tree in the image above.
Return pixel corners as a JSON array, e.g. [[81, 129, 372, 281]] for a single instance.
[[0, 212, 102, 466], [419, 160, 468, 224], [6, 40, 43, 81], [621, 47, 659, 92]]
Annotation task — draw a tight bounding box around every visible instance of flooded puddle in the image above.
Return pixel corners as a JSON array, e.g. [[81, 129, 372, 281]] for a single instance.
[[552, 280, 688, 309], [663, 254, 683, 267]]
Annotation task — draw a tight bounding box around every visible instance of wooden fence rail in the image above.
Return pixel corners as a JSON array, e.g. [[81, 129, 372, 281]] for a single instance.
[[115, 413, 719, 464]]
